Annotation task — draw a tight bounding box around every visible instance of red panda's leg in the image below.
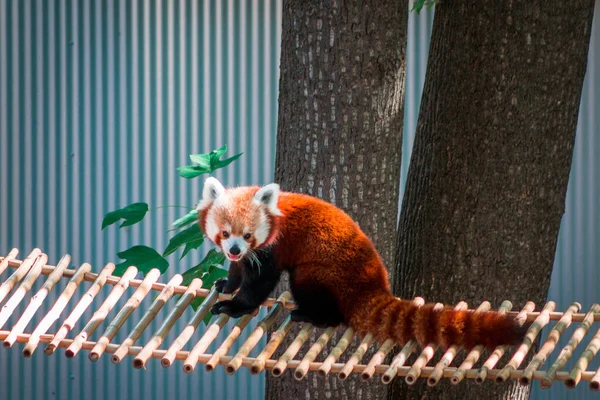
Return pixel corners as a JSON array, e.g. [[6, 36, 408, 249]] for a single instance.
[[214, 261, 242, 294], [288, 265, 345, 328], [211, 248, 280, 318]]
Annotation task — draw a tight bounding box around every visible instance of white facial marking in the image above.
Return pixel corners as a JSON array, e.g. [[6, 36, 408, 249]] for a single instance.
[[253, 210, 270, 246], [204, 210, 220, 242], [253, 183, 283, 216], [196, 177, 226, 211], [222, 235, 250, 261]]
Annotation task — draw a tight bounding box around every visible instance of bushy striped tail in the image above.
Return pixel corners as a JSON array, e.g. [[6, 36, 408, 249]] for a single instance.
[[350, 293, 527, 350]]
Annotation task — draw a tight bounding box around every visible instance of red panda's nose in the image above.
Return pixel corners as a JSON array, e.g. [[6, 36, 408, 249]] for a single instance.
[[229, 245, 241, 256]]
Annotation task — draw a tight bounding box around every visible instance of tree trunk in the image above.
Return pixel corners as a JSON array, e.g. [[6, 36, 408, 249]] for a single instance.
[[267, 0, 406, 399], [390, 1, 596, 399]]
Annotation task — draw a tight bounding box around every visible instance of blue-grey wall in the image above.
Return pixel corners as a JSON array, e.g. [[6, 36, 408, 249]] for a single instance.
[[0, 1, 598, 399]]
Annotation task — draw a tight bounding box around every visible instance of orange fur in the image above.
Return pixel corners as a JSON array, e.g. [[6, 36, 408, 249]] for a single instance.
[[200, 186, 526, 350]]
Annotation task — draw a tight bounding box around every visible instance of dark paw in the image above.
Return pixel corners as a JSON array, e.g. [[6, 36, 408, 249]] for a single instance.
[[214, 278, 228, 293], [211, 300, 255, 318]]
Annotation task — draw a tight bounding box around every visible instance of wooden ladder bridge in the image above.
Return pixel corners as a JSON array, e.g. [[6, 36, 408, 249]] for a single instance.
[[1, 248, 600, 391]]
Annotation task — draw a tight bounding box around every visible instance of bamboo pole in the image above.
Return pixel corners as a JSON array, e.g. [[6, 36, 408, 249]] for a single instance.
[[112, 274, 183, 364], [251, 316, 295, 375], [294, 326, 337, 380], [362, 297, 426, 381], [89, 268, 161, 361], [133, 278, 203, 369], [317, 326, 355, 377], [45, 262, 116, 355], [23, 262, 91, 357], [161, 288, 220, 368], [406, 302, 468, 385], [496, 301, 555, 383], [226, 292, 293, 375], [520, 302, 581, 386], [206, 313, 255, 372], [3, 254, 72, 348], [0, 253, 47, 330], [567, 326, 600, 389], [361, 339, 394, 381], [0, 248, 19, 275], [183, 313, 231, 373], [338, 333, 373, 380], [476, 301, 535, 384], [0, 249, 41, 304], [65, 266, 138, 358], [450, 301, 493, 385], [541, 303, 600, 388], [383, 339, 418, 384], [272, 323, 314, 377]]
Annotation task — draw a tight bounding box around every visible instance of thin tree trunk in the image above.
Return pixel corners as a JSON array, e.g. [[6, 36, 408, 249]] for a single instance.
[[267, 0, 406, 399], [390, 1, 595, 399]]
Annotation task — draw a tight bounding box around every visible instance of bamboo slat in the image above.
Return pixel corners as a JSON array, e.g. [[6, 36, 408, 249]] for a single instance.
[[450, 301, 493, 385], [206, 313, 255, 372], [272, 323, 314, 377], [65, 266, 139, 358], [3, 254, 71, 348], [133, 278, 203, 369], [112, 274, 183, 364], [541, 303, 600, 388], [23, 262, 91, 357], [520, 302, 582, 385], [162, 288, 220, 368], [406, 302, 468, 385], [0, 253, 48, 330], [0, 249, 42, 304], [89, 268, 162, 361], [0, 250, 600, 388], [45, 262, 116, 355], [476, 302, 535, 384], [227, 292, 292, 375]]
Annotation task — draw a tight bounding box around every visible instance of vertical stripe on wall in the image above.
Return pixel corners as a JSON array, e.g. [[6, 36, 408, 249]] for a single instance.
[[0, 2, 599, 400]]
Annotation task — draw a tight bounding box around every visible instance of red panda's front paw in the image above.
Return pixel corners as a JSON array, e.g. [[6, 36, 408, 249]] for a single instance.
[[210, 300, 255, 318], [214, 278, 236, 294]]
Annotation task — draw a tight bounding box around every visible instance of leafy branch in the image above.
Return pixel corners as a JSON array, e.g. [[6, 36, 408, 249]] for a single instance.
[[101, 145, 242, 321]]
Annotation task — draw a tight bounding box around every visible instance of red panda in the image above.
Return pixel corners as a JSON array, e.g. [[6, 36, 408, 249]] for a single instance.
[[197, 177, 527, 350]]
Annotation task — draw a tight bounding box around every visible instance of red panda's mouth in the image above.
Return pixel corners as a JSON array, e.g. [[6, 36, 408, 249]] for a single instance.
[[226, 253, 242, 262]]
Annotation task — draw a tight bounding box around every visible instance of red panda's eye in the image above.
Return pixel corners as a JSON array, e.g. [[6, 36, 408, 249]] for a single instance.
[[222, 231, 230, 238], [243, 233, 251, 240]]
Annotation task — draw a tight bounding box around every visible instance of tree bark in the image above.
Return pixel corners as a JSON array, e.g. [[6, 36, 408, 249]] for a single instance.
[[390, 1, 596, 399], [267, 0, 406, 399]]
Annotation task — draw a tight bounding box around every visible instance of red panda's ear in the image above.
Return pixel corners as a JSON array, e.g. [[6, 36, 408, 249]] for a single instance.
[[254, 183, 283, 216], [196, 177, 226, 211]]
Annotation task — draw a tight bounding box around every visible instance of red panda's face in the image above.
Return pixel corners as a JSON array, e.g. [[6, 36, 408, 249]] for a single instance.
[[197, 177, 283, 262]]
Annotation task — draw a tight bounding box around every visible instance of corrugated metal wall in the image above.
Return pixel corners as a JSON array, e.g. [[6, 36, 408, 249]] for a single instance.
[[0, 1, 280, 399], [0, 1, 598, 399]]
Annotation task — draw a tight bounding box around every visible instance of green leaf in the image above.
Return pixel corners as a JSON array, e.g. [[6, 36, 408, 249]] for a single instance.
[[102, 202, 149, 230], [163, 224, 204, 257], [171, 209, 199, 230], [188, 153, 212, 170], [178, 145, 243, 179], [181, 249, 227, 324], [114, 245, 169, 276], [211, 151, 243, 171], [176, 165, 210, 179]]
